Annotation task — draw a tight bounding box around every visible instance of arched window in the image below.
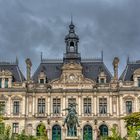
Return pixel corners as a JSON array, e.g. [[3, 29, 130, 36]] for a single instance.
[[83, 125, 92, 140], [70, 41, 74, 46], [99, 124, 108, 136], [69, 42, 75, 52], [36, 123, 46, 136], [126, 101, 132, 113], [52, 125, 61, 140]]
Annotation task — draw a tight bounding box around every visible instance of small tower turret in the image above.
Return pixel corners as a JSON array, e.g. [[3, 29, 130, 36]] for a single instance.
[[63, 20, 81, 63], [113, 57, 119, 80], [25, 58, 32, 81]]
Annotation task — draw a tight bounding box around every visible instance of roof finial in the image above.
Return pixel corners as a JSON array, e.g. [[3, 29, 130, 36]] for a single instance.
[[101, 50, 103, 61], [16, 56, 19, 65], [127, 55, 130, 64], [41, 52, 43, 62], [71, 14, 73, 25]]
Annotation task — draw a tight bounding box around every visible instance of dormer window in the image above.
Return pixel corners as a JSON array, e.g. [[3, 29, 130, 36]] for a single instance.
[[138, 78, 140, 87], [5, 78, 8, 88], [38, 71, 47, 84], [100, 78, 105, 84], [98, 71, 107, 84], [40, 79, 44, 84]]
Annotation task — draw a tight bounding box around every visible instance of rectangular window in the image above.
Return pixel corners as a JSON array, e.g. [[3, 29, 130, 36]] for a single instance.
[[0, 78, 2, 88], [100, 78, 105, 84], [99, 98, 107, 114], [13, 123, 19, 134], [138, 78, 140, 87], [5, 78, 8, 88], [83, 98, 91, 114], [13, 101, 19, 115], [40, 79, 44, 84], [53, 98, 61, 114], [38, 98, 45, 114], [0, 101, 5, 115], [126, 101, 132, 113]]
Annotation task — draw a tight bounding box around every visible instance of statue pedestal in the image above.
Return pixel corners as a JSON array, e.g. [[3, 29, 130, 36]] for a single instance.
[[65, 136, 79, 140]]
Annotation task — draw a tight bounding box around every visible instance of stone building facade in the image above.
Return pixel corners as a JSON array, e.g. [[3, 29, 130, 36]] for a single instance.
[[0, 22, 140, 140]]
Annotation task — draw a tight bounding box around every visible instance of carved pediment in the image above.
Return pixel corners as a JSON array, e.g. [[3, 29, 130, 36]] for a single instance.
[[38, 71, 46, 79], [51, 61, 95, 88], [134, 68, 140, 75], [62, 61, 82, 71], [11, 95, 22, 100], [0, 70, 12, 76], [0, 94, 8, 100]]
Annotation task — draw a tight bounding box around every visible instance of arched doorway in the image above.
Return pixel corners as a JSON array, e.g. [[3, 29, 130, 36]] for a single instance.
[[36, 123, 46, 136], [99, 124, 108, 136], [52, 125, 61, 140], [83, 125, 92, 140]]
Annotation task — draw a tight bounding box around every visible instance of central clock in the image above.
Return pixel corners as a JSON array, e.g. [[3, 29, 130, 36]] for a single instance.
[[69, 74, 75, 81]]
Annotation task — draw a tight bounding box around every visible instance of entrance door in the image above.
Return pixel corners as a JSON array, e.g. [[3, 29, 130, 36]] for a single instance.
[[99, 124, 108, 136], [52, 125, 61, 140], [83, 125, 92, 140]]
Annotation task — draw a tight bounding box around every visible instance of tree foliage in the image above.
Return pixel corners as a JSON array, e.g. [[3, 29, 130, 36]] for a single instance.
[[122, 112, 140, 139]]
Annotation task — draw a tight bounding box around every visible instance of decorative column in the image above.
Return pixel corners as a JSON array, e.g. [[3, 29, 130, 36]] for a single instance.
[[109, 95, 112, 115], [78, 93, 81, 116], [120, 95, 123, 115], [116, 96, 119, 116], [94, 95, 97, 115], [112, 57, 119, 80], [32, 94, 35, 116], [25, 58, 32, 81]]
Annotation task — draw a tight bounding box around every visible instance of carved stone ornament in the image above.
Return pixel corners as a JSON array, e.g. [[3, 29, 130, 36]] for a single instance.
[[11, 95, 22, 100], [51, 61, 95, 88], [0, 94, 8, 100], [0, 70, 12, 76], [134, 68, 140, 75]]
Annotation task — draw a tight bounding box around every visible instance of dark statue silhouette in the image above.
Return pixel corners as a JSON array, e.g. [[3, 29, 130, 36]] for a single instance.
[[63, 103, 80, 136]]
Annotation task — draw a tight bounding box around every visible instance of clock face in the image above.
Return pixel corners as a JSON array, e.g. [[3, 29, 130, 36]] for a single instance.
[[69, 74, 75, 81]]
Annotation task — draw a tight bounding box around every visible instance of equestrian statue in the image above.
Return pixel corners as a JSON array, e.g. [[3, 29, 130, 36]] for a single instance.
[[63, 103, 80, 136]]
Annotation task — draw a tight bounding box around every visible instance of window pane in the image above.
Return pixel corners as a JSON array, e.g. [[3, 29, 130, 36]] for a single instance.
[[53, 98, 61, 114], [38, 98, 45, 114], [84, 98, 91, 114], [5, 78, 8, 88], [40, 79, 44, 84], [126, 101, 132, 113], [13, 123, 19, 134], [13, 101, 19, 115], [99, 98, 107, 114], [138, 79, 140, 87]]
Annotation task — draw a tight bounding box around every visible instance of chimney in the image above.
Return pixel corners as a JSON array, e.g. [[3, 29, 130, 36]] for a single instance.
[[112, 57, 119, 80], [25, 58, 32, 81]]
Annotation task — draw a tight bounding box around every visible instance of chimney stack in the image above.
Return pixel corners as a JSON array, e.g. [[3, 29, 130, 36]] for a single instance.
[[112, 57, 119, 80], [25, 58, 32, 81]]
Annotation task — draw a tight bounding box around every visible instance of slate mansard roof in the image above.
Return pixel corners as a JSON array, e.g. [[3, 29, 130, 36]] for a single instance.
[[0, 61, 25, 82], [120, 60, 140, 81], [32, 58, 112, 83]]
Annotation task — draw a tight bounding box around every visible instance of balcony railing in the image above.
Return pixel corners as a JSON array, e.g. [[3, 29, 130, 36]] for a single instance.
[[97, 113, 110, 117], [34, 113, 48, 118]]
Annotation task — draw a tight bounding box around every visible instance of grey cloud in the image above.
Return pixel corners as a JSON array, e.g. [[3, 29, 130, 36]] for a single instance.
[[0, 0, 140, 76]]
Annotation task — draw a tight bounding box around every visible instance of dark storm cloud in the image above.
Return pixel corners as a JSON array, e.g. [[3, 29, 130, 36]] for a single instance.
[[0, 0, 140, 76]]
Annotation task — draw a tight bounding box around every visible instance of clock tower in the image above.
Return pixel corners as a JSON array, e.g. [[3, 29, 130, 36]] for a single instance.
[[63, 21, 81, 63]]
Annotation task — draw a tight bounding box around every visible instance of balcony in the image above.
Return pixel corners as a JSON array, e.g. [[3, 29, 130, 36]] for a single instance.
[[34, 113, 48, 118], [97, 113, 110, 117]]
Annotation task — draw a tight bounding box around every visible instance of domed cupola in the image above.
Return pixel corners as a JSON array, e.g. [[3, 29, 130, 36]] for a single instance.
[[63, 21, 81, 63]]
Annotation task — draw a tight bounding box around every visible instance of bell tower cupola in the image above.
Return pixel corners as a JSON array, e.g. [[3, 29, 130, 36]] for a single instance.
[[63, 20, 81, 63]]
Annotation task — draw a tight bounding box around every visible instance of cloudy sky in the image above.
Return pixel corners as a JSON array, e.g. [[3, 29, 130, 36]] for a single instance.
[[0, 0, 140, 77]]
